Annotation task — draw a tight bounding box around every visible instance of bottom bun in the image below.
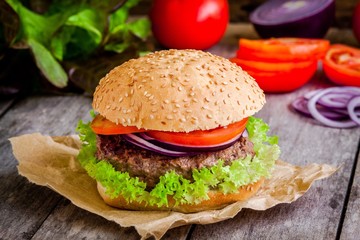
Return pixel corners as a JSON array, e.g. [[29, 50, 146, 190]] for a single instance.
[[97, 178, 264, 213]]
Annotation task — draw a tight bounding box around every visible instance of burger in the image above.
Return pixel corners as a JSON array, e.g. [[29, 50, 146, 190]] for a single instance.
[[77, 49, 280, 213]]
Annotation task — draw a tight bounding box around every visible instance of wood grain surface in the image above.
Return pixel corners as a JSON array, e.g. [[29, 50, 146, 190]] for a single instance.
[[1, 23, 360, 240]]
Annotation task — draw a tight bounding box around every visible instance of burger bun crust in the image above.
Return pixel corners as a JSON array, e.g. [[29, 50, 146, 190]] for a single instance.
[[92, 49, 265, 132]]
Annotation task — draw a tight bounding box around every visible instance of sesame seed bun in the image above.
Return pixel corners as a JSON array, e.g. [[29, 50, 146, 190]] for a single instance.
[[92, 49, 265, 132], [97, 178, 264, 213]]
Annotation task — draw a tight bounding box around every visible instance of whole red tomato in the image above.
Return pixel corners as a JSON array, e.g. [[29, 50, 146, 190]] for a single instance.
[[150, 0, 229, 50], [353, 1, 360, 43]]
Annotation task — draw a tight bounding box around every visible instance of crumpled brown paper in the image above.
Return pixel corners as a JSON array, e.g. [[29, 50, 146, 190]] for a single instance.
[[9, 133, 337, 240]]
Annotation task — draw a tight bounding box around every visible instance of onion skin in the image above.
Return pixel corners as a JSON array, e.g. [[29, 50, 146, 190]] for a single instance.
[[250, 0, 335, 38]]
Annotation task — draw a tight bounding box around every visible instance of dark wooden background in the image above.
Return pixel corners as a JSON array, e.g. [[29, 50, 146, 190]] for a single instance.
[[133, 0, 358, 29]]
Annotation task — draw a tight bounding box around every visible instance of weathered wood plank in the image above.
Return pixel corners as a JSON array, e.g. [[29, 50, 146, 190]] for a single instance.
[[0, 98, 15, 116], [0, 95, 91, 239], [340, 150, 360, 239], [33, 197, 191, 240]]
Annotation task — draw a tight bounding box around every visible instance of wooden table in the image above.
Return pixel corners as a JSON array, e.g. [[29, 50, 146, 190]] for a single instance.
[[1, 24, 360, 239]]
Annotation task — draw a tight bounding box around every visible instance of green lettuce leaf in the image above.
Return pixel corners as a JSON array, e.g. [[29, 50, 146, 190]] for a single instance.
[[76, 116, 280, 207], [27, 38, 68, 88]]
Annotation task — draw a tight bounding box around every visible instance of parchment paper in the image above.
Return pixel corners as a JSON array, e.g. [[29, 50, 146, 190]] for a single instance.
[[9, 133, 337, 239]]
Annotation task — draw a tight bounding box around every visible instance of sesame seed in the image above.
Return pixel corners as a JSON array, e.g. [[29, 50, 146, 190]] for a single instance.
[[166, 115, 174, 120]]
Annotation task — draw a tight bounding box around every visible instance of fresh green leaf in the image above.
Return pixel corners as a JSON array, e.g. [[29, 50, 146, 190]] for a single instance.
[[27, 38, 67, 88], [108, 8, 129, 34], [66, 8, 103, 44], [104, 42, 130, 54], [50, 8, 105, 60], [127, 18, 151, 40], [76, 116, 280, 207], [6, 0, 74, 45]]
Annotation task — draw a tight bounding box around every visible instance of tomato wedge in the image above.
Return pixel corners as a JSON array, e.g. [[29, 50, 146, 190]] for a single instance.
[[91, 115, 146, 135], [146, 118, 248, 146], [323, 44, 360, 87], [238, 38, 330, 62], [231, 58, 317, 92]]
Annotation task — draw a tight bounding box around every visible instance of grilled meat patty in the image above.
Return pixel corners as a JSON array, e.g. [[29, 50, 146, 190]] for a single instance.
[[96, 135, 255, 188]]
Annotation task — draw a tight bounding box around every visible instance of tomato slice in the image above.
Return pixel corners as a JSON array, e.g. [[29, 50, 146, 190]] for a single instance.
[[230, 57, 314, 72], [231, 58, 317, 92], [238, 38, 330, 62], [323, 44, 360, 87], [146, 118, 248, 146], [91, 115, 146, 135]]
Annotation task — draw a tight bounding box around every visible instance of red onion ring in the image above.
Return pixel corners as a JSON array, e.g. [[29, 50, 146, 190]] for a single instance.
[[348, 96, 360, 125], [122, 130, 247, 157], [292, 87, 360, 128], [292, 97, 349, 120], [122, 134, 195, 157]]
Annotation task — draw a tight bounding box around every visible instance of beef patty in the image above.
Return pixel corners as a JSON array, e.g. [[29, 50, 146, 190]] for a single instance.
[[96, 135, 255, 188]]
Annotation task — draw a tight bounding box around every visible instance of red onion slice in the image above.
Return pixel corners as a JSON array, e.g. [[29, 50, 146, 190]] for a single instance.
[[122, 130, 247, 157], [292, 97, 349, 120], [306, 87, 359, 128], [292, 87, 360, 128], [348, 96, 360, 125], [122, 134, 195, 157], [249, 0, 335, 38], [317, 93, 353, 109]]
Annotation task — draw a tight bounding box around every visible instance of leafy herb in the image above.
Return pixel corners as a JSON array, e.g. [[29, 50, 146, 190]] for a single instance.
[[4, 0, 152, 93]]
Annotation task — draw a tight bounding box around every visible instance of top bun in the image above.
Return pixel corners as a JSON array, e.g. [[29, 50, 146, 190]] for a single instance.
[[92, 49, 265, 132]]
